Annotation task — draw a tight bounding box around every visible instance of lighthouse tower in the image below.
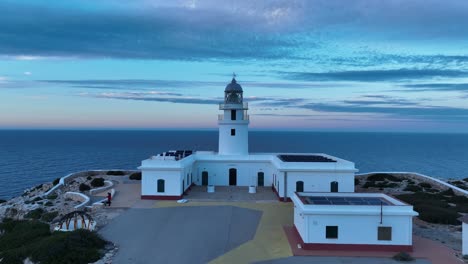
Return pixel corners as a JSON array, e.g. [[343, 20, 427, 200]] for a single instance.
[[218, 77, 249, 155]]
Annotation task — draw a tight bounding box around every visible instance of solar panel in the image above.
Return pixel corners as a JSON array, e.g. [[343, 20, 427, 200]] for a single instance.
[[304, 196, 391, 206], [278, 155, 336, 163]]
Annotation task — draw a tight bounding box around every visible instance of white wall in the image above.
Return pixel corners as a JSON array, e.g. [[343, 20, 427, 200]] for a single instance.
[[194, 161, 275, 187], [463, 222, 468, 256], [142, 170, 182, 196], [284, 171, 355, 198], [218, 122, 249, 155], [301, 214, 412, 245]]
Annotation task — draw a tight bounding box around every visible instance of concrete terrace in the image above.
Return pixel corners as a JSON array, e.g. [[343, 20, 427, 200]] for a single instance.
[[97, 182, 462, 264]]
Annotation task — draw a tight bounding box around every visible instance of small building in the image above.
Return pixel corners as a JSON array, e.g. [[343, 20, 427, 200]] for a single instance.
[[139, 77, 357, 200], [292, 192, 419, 251], [462, 215, 468, 256]]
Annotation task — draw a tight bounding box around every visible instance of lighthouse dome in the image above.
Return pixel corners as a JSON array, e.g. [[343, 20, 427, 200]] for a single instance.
[[225, 78, 243, 93]]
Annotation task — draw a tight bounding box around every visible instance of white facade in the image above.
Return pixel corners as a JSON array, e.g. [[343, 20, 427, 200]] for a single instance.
[[292, 192, 418, 248], [138, 78, 357, 199], [463, 220, 468, 256]]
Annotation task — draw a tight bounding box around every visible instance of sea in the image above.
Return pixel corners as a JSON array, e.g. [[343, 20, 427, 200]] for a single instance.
[[1, 130, 467, 200]]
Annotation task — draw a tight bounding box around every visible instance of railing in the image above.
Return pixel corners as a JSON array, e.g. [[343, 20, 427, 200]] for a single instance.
[[219, 102, 248, 110], [218, 114, 249, 121]]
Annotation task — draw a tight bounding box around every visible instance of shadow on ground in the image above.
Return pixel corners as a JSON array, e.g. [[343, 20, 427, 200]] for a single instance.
[[99, 205, 262, 264]]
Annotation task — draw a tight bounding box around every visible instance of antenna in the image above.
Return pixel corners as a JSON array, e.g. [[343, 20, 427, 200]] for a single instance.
[[232, 72, 237, 79]]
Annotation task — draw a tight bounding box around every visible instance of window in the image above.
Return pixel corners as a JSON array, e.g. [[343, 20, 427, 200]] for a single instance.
[[326, 226, 338, 239], [378, 226, 392, 241], [296, 181, 304, 192], [330, 181, 338, 192], [231, 110, 236, 120], [231, 129, 236, 136], [157, 179, 165, 193]]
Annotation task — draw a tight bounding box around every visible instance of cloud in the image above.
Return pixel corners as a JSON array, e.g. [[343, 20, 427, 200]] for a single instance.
[[399, 83, 468, 92], [280, 69, 468, 82], [1, 0, 468, 61], [23, 71, 32, 75], [301, 102, 468, 120]]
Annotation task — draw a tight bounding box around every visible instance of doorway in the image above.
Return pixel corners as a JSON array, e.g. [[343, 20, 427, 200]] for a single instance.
[[202, 171, 209, 186], [257, 172, 264, 187], [331, 181, 339, 192], [229, 168, 237, 186]]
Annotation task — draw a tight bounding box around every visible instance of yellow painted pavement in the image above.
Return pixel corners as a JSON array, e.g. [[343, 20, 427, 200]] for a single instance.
[[154, 201, 294, 264]]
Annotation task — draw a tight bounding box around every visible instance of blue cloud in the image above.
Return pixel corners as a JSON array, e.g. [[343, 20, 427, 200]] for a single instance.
[[280, 69, 468, 82]]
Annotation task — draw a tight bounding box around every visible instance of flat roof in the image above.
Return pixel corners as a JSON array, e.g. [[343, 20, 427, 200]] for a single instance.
[[304, 196, 392, 206], [277, 155, 336, 163]]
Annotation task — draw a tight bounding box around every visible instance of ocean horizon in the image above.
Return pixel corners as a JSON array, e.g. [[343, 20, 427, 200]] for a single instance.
[[1, 130, 467, 200]]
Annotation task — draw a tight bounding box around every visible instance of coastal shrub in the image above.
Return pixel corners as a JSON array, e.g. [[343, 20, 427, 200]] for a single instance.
[[363, 181, 399, 189], [0, 219, 107, 264], [106, 170, 125, 176], [363, 181, 376, 188], [406, 179, 415, 185], [426, 188, 439, 193], [396, 192, 462, 224], [441, 188, 455, 196], [44, 201, 53, 207], [464, 178, 468, 182], [52, 178, 60, 186], [41, 211, 58, 222], [129, 172, 142, 180], [392, 252, 414, 262], [403, 185, 422, 192], [32, 197, 42, 202], [418, 182, 432, 188], [24, 208, 44, 220], [367, 173, 402, 182], [0, 199, 6, 204], [47, 194, 58, 200], [415, 205, 460, 225], [90, 177, 105, 187], [79, 183, 91, 192], [87, 176, 92, 180], [32, 184, 43, 191], [354, 178, 360, 185]]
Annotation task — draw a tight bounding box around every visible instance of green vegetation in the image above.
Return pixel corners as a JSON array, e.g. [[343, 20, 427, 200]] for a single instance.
[[403, 185, 422, 192], [52, 178, 60, 186], [418, 182, 432, 188], [87, 176, 92, 180], [396, 191, 468, 225], [90, 177, 105, 187], [44, 201, 54, 207], [32, 197, 43, 202], [367, 173, 403, 182], [363, 181, 399, 189], [392, 252, 414, 262], [354, 178, 360, 185], [24, 208, 44, 220], [0, 199, 6, 204], [0, 219, 107, 264], [79, 183, 91, 192], [47, 194, 58, 200], [464, 178, 468, 182], [41, 211, 59, 222], [106, 170, 125, 176], [129, 172, 142, 180]]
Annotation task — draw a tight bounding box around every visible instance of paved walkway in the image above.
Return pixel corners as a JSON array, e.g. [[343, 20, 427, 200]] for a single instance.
[[155, 201, 294, 264], [99, 205, 262, 264], [255, 256, 431, 264], [184, 186, 278, 201]]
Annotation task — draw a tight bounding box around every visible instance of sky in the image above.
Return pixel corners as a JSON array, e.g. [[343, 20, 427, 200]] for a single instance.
[[1, 0, 468, 132]]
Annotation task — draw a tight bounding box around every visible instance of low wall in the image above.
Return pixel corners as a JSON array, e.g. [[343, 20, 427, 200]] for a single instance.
[[89, 180, 114, 195], [357, 172, 468, 196], [64, 191, 90, 209], [43, 169, 137, 197]]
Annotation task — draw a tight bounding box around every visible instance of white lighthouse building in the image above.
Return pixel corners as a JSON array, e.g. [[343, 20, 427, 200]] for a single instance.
[[218, 78, 249, 155], [139, 77, 357, 200]]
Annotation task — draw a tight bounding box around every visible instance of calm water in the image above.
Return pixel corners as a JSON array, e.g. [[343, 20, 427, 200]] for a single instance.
[[1, 130, 467, 199]]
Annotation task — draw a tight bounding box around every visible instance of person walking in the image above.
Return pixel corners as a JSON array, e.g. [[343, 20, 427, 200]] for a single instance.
[[107, 192, 112, 206]]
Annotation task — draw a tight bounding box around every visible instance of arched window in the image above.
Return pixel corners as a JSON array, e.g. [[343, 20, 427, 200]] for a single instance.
[[296, 181, 304, 192], [330, 181, 338, 192], [157, 179, 165, 193]]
